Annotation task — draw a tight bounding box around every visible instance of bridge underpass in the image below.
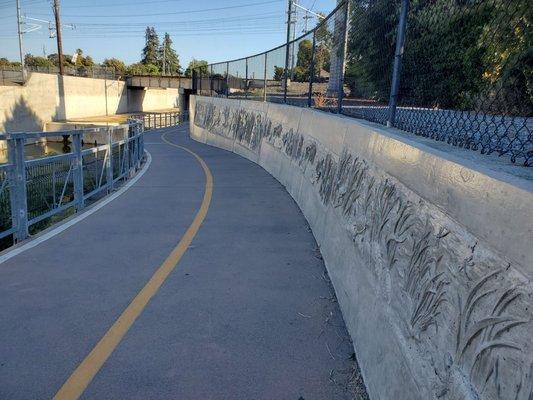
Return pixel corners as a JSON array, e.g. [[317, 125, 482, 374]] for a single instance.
[[0, 125, 366, 400]]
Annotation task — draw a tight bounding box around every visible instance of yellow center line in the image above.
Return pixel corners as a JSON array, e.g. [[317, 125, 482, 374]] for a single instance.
[[55, 132, 213, 400]]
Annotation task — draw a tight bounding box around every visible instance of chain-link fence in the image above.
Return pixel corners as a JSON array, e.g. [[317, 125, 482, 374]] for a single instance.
[[194, 0, 532, 166]]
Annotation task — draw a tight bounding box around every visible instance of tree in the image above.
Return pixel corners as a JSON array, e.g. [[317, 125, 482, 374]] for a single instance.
[[142, 27, 160, 66], [184, 59, 208, 77], [127, 62, 146, 75], [71, 49, 94, 68], [296, 40, 313, 69], [144, 63, 160, 75], [82, 56, 94, 67], [293, 66, 308, 82], [102, 58, 126, 74], [273, 66, 285, 81], [346, 0, 531, 114], [24, 54, 54, 68], [47, 53, 74, 67], [0, 58, 21, 67], [159, 33, 181, 75], [346, 0, 397, 101], [294, 39, 314, 81]]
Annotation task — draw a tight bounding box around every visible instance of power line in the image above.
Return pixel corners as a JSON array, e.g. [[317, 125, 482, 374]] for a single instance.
[[59, 0, 189, 8], [28, 0, 284, 18], [0, 0, 46, 8], [73, 12, 285, 27]]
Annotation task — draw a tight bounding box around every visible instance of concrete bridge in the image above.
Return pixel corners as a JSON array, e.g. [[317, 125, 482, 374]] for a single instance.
[[0, 96, 532, 400]]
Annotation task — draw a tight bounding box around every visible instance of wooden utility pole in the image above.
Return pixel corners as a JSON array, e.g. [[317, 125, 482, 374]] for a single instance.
[[16, 0, 26, 80], [283, 0, 293, 103], [53, 0, 64, 75]]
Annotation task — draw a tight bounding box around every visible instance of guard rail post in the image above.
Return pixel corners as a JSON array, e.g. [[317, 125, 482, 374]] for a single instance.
[[72, 131, 85, 211], [8, 136, 28, 241], [106, 128, 114, 191]]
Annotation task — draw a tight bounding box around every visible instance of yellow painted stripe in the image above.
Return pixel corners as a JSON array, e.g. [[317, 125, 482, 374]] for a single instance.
[[55, 132, 213, 400]]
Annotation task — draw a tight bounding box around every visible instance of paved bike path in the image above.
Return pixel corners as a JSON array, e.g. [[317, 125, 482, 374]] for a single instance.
[[0, 125, 361, 399]]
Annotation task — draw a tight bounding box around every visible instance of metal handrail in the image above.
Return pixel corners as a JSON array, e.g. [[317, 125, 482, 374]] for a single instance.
[[129, 111, 182, 131], [0, 120, 146, 245]]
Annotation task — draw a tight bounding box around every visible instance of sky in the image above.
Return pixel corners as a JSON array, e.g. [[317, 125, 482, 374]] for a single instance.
[[0, 0, 336, 67]]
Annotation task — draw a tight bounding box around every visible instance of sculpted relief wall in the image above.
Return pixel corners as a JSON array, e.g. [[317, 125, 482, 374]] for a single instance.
[[190, 96, 533, 400]]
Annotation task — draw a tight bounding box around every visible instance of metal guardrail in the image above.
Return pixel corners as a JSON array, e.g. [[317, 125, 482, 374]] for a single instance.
[[0, 65, 185, 84], [0, 65, 120, 83], [193, 0, 532, 166], [130, 112, 183, 130], [0, 120, 145, 244]]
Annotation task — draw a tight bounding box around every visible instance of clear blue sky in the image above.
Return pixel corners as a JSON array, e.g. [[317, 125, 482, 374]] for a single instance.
[[0, 0, 336, 67]]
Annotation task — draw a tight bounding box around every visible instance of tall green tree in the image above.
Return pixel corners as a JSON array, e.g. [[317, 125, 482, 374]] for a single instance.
[[23, 54, 53, 68], [102, 58, 126, 74], [142, 27, 160, 66], [184, 59, 208, 77], [346, 0, 531, 114], [346, 0, 398, 101], [296, 39, 313, 69], [159, 33, 181, 75], [293, 39, 313, 81]]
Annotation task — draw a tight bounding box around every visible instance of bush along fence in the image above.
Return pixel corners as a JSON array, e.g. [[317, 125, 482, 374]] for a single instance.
[[193, 0, 532, 166], [0, 120, 145, 248]]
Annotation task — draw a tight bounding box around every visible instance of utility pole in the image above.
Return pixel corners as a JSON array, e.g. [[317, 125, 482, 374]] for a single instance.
[[387, 0, 409, 127], [303, 11, 312, 32], [289, 0, 297, 80], [15, 0, 26, 80], [52, 0, 64, 75], [283, 0, 293, 103]]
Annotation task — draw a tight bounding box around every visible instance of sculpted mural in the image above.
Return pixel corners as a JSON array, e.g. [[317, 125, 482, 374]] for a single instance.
[[194, 100, 532, 400]]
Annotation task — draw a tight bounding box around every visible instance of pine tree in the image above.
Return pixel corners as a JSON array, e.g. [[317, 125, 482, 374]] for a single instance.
[[142, 27, 160, 66], [159, 33, 181, 75]]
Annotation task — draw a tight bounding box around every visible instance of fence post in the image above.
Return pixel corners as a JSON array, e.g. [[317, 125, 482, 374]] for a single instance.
[[137, 123, 144, 168], [308, 30, 317, 108], [192, 69, 198, 94], [263, 52, 268, 102], [337, 0, 350, 114], [106, 129, 114, 192], [124, 125, 131, 177], [387, 0, 410, 127], [245, 58, 248, 99], [210, 65, 214, 97], [283, 0, 293, 104], [226, 62, 229, 97], [72, 132, 84, 211], [8, 137, 28, 241]]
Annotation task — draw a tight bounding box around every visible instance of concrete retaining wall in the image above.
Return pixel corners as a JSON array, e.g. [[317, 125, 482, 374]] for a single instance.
[[0, 73, 179, 133], [189, 95, 533, 400]]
